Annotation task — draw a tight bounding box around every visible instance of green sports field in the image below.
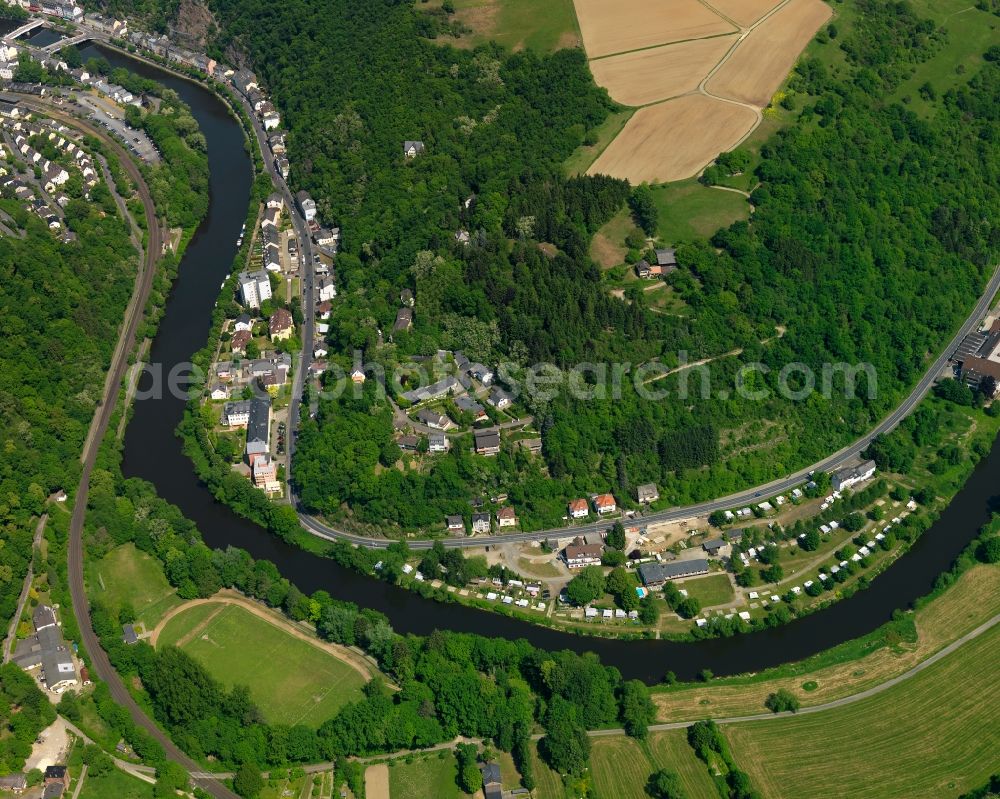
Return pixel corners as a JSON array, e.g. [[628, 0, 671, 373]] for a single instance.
[[677, 572, 735, 608], [157, 603, 367, 728], [725, 623, 1000, 798]]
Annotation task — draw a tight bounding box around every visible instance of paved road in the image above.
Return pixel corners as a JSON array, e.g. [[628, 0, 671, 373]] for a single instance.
[[2, 513, 46, 663], [35, 100, 240, 799], [296, 262, 1000, 550]]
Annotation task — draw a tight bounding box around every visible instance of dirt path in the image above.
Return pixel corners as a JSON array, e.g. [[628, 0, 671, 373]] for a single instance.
[[149, 590, 381, 684], [172, 605, 225, 649], [363, 765, 389, 799]]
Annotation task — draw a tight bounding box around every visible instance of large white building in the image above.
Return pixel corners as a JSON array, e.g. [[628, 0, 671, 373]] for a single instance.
[[832, 460, 877, 492], [238, 269, 272, 309]]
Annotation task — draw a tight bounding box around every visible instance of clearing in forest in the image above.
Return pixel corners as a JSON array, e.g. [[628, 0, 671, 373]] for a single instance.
[[573, 0, 832, 182]]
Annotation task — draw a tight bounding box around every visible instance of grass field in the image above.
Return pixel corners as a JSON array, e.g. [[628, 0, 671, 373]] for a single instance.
[[157, 603, 366, 728], [530, 742, 572, 799], [86, 543, 182, 628], [647, 731, 720, 799], [429, 0, 581, 53], [587, 731, 719, 799], [650, 179, 750, 243], [387, 754, 469, 799], [565, 109, 634, 177], [677, 573, 735, 608], [890, 0, 998, 116], [725, 623, 1000, 798], [77, 768, 154, 799]]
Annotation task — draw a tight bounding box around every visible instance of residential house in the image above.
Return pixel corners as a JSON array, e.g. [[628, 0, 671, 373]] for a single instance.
[[446, 515, 465, 534], [262, 207, 280, 229], [252, 455, 281, 492], [215, 362, 234, 382], [44, 767, 68, 790], [269, 308, 294, 341], [469, 363, 494, 385], [497, 506, 517, 528], [593, 493, 616, 515], [428, 433, 448, 453], [832, 460, 877, 492], [316, 300, 332, 320], [238, 269, 272, 310], [398, 435, 421, 451], [635, 260, 652, 279], [637, 559, 710, 587], [262, 109, 281, 131], [400, 375, 461, 404], [480, 762, 502, 799], [393, 307, 413, 333], [295, 190, 316, 222], [568, 499, 589, 520], [209, 384, 229, 401], [454, 395, 487, 422], [315, 227, 339, 248], [400, 288, 414, 307], [474, 428, 501, 456], [317, 277, 337, 303], [471, 512, 492, 534], [416, 409, 449, 429], [637, 483, 659, 504], [230, 329, 252, 354], [122, 624, 138, 645], [454, 228, 470, 246], [274, 156, 290, 179], [403, 140, 425, 158], [245, 398, 271, 459], [518, 438, 543, 454], [487, 386, 512, 409], [234, 313, 253, 332], [563, 536, 603, 568], [702, 538, 727, 556], [223, 400, 253, 427], [266, 193, 283, 210]]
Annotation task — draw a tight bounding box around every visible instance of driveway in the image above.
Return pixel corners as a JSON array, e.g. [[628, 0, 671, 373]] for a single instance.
[[26, 716, 71, 772]]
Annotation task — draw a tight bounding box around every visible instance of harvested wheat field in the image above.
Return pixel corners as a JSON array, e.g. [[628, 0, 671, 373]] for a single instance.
[[574, 0, 735, 58], [590, 35, 739, 106], [703, 0, 784, 27], [706, 0, 832, 106], [589, 95, 757, 183], [364, 765, 389, 799]]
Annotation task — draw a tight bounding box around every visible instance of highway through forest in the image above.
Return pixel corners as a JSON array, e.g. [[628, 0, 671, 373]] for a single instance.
[[40, 97, 241, 799], [297, 262, 1000, 549]]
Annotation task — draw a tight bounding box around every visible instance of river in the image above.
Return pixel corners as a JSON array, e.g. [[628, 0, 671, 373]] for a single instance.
[[80, 43, 1000, 683]]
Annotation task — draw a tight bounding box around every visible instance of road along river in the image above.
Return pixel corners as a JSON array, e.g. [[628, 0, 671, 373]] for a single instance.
[[89, 44, 1000, 683]]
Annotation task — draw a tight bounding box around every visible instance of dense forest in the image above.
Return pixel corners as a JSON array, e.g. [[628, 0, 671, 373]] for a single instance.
[[289, 1, 999, 529], [0, 181, 136, 626], [100, 0, 1000, 531]]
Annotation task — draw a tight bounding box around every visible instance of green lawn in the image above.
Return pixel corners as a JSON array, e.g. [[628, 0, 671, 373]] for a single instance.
[[387, 754, 469, 799], [651, 179, 750, 244], [565, 109, 635, 177], [725, 624, 1000, 799], [157, 603, 367, 728], [77, 767, 154, 799], [647, 730, 720, 799], [677, 573, 735, 608], [86, 543, 182, 628], [428, 0, 581, 53]]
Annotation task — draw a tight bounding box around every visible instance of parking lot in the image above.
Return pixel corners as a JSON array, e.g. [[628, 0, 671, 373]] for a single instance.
[[72, 93, 161, 164]]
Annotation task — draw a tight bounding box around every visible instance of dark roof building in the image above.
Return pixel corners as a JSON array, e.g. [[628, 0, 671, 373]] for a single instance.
[[122, 624, 138, 645], [637, 559, 710, 587], [702, 538, 727, 556]]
